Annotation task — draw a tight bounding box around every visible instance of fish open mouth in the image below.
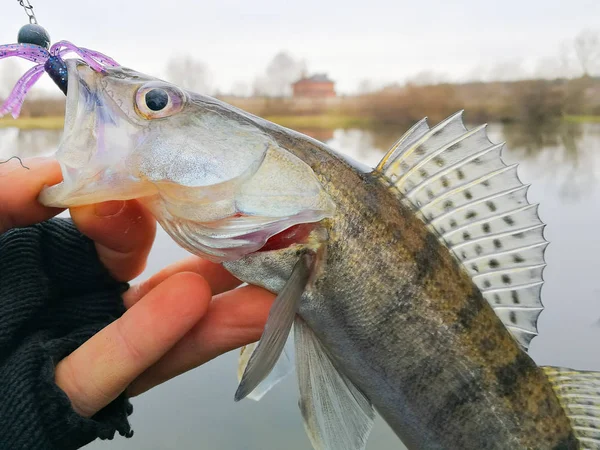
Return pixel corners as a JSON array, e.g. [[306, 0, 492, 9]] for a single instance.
[[39, 60, 158, 208]]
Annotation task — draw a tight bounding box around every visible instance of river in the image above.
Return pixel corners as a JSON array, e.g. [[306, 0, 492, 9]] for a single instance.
[[1, 120, 600, 449]]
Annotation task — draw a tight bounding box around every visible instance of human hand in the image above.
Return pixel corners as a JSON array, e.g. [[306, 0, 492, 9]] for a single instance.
[[1, 157, 275, 418], [0, 156, 156, 278]]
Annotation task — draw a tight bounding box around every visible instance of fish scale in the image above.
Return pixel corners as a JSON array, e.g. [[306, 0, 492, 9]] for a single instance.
[[227, 127, 573, 449], [224, 114, 579, 449]]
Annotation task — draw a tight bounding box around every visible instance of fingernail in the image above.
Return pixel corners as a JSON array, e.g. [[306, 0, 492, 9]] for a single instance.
[[94, 201, 125, 217]]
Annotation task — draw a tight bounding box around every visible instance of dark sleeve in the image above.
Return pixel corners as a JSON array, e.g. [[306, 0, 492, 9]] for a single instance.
[[0, 218, 134, 450]]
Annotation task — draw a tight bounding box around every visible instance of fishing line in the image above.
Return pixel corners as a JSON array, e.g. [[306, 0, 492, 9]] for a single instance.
[[0, 156, 30, 170], [17, 0, 38, 25]]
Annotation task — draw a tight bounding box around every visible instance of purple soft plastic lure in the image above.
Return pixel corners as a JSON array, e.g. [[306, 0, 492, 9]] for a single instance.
[[0, 40, 119, 119]]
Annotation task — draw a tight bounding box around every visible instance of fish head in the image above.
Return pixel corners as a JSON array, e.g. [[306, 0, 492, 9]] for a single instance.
[[40, 60, 335, 261], [40, 59, 264, 203]]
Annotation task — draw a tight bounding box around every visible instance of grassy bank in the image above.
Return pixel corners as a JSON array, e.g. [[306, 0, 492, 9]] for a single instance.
[[2, 76, 599, 129], [0, 116, 64, 130], [564, 115, 600, 123], [0, 114, 371, 131], [264, 114, 372, 129], [1, 114, 599, 131]]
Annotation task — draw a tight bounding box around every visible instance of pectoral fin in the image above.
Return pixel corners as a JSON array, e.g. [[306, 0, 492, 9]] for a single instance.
[[237, 335, 295, 401], [235, 253, 314, 401], [295, 317, 375, 450]]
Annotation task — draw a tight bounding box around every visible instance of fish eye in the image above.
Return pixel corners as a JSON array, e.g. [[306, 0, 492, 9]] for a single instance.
[[135, 82, 185, 120], [145, 89, 169, 111]]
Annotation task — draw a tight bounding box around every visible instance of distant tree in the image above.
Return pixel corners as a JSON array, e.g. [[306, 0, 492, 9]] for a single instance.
[[165, 56, 213, 95], [464, 65, 487, 83], [574, 29, 600, 76], [356, 78, 376, 94], [558, 40, 578, 78], [406, 70, 449, 86], [488, 59, 527, 82], [230, 81, 250, 97], [534, 57, 561, 80], [253, 51, 307, 97]]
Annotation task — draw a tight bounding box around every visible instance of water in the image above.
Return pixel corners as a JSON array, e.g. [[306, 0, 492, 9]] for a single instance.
[[2, 121, 600, 449]]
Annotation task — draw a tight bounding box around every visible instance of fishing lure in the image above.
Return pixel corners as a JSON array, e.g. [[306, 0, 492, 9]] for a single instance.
[[0, 0, 119, 118]]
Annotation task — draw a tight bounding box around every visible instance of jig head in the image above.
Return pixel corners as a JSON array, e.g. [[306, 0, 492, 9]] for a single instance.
[[0, 41, 119, 118]]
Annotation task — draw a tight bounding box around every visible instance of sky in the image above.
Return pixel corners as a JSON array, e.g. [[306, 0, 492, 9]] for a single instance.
[[0, 0, 599, 95]]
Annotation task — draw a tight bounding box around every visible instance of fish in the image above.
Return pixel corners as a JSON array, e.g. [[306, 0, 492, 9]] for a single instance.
[[35, 58, 600, 450]]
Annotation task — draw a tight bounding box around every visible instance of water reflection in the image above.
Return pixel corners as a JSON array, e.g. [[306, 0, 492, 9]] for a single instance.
[[301, 122, 600, 202], [495, 121, 600, 201], [501, 120, 583, 158], [1, 121, 600, 449], [0, 128, 61, 161], [3, 121, 597, 191], [323, 127, 397, 167], [296, 128, 334, 142]]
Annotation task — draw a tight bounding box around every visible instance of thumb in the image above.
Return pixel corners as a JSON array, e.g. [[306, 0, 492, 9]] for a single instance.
[[0, 158, 63, 234]]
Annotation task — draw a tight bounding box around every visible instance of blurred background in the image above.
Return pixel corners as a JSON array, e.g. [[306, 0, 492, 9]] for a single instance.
[[1, 1, 600, 449]]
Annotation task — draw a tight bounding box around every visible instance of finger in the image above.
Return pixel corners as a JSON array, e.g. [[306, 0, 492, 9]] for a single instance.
[[123, 256, 241, 308], [0, 157, 63, 233], [54, 272, 212, 417], [129, 284, 275, 396], [70, 200, 157, 282]]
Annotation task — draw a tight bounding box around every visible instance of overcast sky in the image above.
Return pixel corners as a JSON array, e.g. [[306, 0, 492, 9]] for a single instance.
[[0, 0, 599, 94]]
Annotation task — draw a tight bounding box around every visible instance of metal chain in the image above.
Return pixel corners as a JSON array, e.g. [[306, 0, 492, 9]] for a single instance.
[[17, 0, 38, 24]]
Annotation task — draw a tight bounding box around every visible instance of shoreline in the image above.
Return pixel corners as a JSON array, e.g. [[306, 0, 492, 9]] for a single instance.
[[1, 114, 599, 131]]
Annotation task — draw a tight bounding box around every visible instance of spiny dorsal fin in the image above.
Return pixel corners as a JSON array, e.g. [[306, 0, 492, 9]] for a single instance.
[[375, 111, 548, 350], [543, 367, 600, 449]]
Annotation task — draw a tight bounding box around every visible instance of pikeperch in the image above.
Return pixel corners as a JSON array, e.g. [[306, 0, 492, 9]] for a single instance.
[[32, 59, 600, 450]]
